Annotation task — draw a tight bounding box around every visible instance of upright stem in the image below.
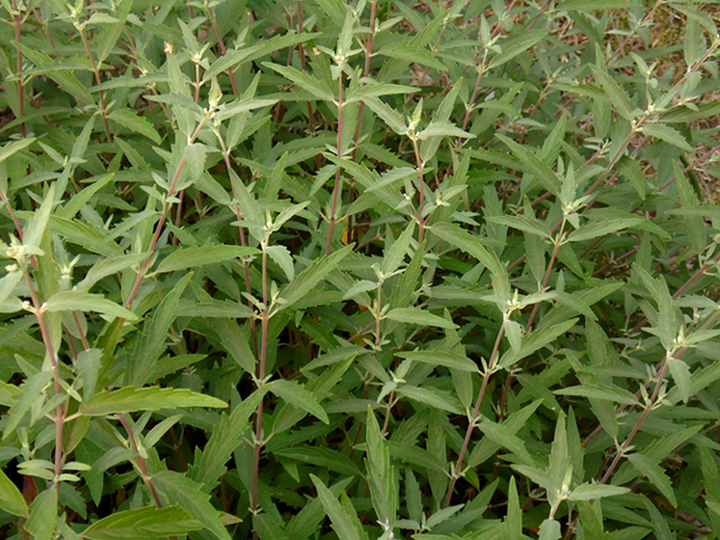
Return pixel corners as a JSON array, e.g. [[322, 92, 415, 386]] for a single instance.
[[445, 320, 506, 506], [77, 25, 112, 142], [125, 117, 208, 308], [325, 75, 344, 255], [251, 242, 269, 523], [116, 412, 166, 511], [11, 0, 25, 138], [22, 270, 64, 489], [411, 138, 425, 243]]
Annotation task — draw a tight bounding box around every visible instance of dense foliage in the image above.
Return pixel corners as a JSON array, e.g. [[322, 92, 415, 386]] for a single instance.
[[0, 0, 719, 539]]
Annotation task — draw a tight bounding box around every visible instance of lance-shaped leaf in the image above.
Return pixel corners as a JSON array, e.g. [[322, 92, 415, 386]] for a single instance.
[[0, 466, 28, 517], [555, 383, 639, 406], [81, 505, 202, 540], [26, 487, 57, 540], [205, 32, 319, 80], [478, 419, 535, 467], [79, 386, 227, 416], [568, 483, 630, 501], [365, 407, 397, 531], [627, 453, 677, 507], [264, 63, 335, 102], [189, 386, 270, 491], [430, 222, 499, 274], [385, 307, 458, 329], [125, 273, 192, 387], [488, 29, 548, 69], [270, 379, 329, 424], [395, 350, 477, 372], [279, 245, 353, 309], [310, 475, 369, 540], [156, 245, 258, 274], [567, 217, 644, 243], [23, 184, 55, 251], [3, 370, 53, 438], [45, 291, 138, 321], [641, 123, 694, 152], [153, 472, 232, 540], [109, 108, 161, 144], [495, 134, 561, 195]]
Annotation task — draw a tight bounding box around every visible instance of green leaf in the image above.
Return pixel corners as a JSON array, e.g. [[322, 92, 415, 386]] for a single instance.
[[667, 358, 691, 404], [152, 471, 232, 540], [397, 385, 463, 415], [499, 319, 577, 368], [81, 505, 202, 540], [271, 380, 329, 424], [285, 478, 354, 539], [310, 475, 369, 540], [578, 501, 609, 540], [488, 29, 548, 69], [386, 307, 458, 329], [560, 0, 640, 10], [567, 217, 644, 242], [505, 477, 521, 539], [495, 133, 561, 194], [489, 215, 552, 239], [26, 488, 57, 540], [589, 63, 636, 121], [359, 96, 407, 135], [279, 245, 353, 308], [189, 385, 271, 492], [555, 383, 639, 406], [59, 173, 116, 220], [0, 466, 28, 517], [79, 386, 227, 416], [365, 407, 396, 529], [0, 137, 36, 164], [125, 272, 192, 387], [538, 518, 561, 540], [684, 15, 707, 68], [0, 271, 22, 305], [264, 63, 334, 102], [109, 108, 161, 144], [641, 123, 693, 152], [3, 370, 54, 438], [430, 222, 499, 274], [395, 350, 477, 372], [204, 32, 319, 80], [266, 245, 295, 281], [569, 483, 630, 501], [616, 156, 646, 200], [382, 222, 415, 276], [24, 183, 56, 251], [45, 291, 138, 320], [478, 419, 535, 467], [627, 453, 677, 507]]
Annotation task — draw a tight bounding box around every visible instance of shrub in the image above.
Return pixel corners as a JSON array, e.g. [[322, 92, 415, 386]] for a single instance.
[[0, 1, 719, 539]]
